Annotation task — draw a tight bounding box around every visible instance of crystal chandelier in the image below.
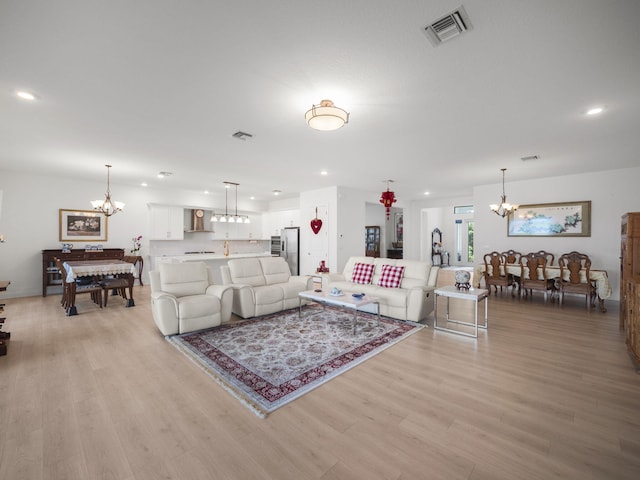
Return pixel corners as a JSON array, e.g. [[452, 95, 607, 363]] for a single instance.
[[91, 164, 124, 217], [489, 168, 518, 218]]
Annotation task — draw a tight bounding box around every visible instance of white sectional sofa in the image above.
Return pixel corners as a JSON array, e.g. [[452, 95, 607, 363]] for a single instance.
[[220, 256, 314, 319], [322, 256, 439, 322]]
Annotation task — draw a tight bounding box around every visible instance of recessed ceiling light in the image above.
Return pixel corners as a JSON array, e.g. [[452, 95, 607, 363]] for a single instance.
[[424, 191, 430, 196], [249, 196, 255, 200], [273, 190, 281, 196], [16, 91, 37, 101], [204, 190, 209, 194], [141, 182, 148, 187], [586, 106, 604, 115], [157, 171, 172, 178], [320, 170, 328, 176]]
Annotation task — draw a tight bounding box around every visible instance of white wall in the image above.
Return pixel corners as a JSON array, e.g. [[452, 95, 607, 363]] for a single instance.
[[0, 170, 268, 298], [473, 167, 640, 301]]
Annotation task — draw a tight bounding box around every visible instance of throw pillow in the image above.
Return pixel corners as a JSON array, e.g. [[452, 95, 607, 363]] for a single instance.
[[378, 264, 405, 288], [351, 262, 375, 285]]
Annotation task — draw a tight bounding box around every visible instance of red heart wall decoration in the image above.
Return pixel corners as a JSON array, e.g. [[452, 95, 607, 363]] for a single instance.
[[310, 207, 323, 234]]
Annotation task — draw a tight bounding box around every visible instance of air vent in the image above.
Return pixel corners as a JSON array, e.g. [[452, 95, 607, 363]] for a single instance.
[[521, 155, 540, 161], [232, 131, 253, 140], [423, 6, 472, 46]]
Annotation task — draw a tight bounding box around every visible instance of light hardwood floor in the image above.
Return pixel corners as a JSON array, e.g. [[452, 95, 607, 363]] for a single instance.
[[1, 285, 639, 480]]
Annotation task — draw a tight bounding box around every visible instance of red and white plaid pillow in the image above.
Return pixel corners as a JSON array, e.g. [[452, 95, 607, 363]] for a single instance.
[[351, 262, 375, 285], [377, 264, 405, 288]]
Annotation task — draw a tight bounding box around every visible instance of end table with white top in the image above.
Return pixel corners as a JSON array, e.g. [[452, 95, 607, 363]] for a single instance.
[[434, 285, 489, 338]]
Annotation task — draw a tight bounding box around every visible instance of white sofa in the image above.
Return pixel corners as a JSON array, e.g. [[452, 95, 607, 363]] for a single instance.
[[150, 262, 233, 336], [220, 256, 314, 319], [322, 256, 439, 322]]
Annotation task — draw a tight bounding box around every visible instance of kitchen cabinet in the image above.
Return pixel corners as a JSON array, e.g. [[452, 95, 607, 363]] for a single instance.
[[149, 205, 184, 240], [264, 210, 300, 237]]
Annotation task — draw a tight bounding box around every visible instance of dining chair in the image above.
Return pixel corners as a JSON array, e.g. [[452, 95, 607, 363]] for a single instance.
[[519, 252, 556, 302], [56, 258, 103, 310], [501, 249, 522, 293], [557, 251, 597, 309], [483, 251, 517, 296], [123, 255, 144, 286], [534, 250, 555, 266]]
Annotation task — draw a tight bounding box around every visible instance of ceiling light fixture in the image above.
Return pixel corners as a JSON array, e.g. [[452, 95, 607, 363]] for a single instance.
[[489, 168, 518, 218], [587, 107, 604, 115], [91, 164, 124, 217], [157, 171, 172, 178], [379, 180, 397, 220], [305, 99, 349, 131], [211, 182, 250, 224], [16, 91, 37, 101]]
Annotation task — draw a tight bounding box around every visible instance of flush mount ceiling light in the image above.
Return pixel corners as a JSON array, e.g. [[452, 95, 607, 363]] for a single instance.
[[211, 182, 250, 224], [305, 99, 349, 131], [489, 168, 518, 218], [91, 164, 124, 217]]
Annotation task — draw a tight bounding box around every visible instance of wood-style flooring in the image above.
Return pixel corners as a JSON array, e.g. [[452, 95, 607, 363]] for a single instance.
[[0, 284, 639, 479]]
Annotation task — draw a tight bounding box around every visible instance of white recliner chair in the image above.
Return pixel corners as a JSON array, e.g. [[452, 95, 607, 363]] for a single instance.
[[150, 262, 233, 336]]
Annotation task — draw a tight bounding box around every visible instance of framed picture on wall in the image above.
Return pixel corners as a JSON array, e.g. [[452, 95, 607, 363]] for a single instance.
[[59, 209, 108, 242], [507, 200, 591, 237]]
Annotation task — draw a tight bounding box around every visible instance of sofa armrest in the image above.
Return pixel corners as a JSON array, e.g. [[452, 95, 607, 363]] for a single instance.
[[322, 273, 345, 289], [206, 284, 233, 323], [150, 292, 180, 336], [291, 275, 314, 290]]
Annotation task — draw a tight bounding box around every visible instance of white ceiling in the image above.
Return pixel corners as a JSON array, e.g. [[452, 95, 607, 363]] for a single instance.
[[1, 0, 639, 204]]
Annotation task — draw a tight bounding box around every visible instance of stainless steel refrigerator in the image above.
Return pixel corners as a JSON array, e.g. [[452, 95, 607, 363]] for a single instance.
[[280, 227, 300, 275]]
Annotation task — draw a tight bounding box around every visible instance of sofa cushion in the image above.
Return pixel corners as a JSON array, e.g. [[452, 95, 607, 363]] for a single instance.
[[259, 257, 291, 285], [377, 264, 405, 288], [178, 294, 221, 319], [227, 258, 266, 287], [159, 262, 209, 297], [352, 262, 375, 284]]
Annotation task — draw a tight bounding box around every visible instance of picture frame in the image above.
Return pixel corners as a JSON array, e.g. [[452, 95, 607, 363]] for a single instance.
[[59, 209, 108, 242], [507, 201, 591, 237]]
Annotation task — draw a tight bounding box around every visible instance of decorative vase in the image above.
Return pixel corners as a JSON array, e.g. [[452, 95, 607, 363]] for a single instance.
[[455, 270, 471, 289]]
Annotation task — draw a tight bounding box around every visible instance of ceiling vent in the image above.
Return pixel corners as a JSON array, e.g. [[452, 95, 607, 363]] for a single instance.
[[232, 131, 253, 140], [423, 6, 472, 46]]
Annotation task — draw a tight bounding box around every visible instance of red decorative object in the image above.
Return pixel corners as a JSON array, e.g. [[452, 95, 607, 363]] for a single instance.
[[310, 207, 323, 234], [379, 180, 397, 220]]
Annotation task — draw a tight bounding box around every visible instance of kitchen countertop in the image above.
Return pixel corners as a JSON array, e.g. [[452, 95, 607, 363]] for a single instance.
[[152, 252, 273, 261]]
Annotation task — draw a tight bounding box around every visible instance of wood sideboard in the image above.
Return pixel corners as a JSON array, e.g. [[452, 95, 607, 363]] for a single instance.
[[42, 248, 125, 297], [621, 212, 640, 369]]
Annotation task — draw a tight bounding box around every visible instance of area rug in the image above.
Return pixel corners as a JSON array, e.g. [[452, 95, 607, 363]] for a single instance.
[[167, 305, 424, 418]]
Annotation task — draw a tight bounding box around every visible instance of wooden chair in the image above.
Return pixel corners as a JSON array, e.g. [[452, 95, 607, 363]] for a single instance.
[[483, 252, 517, 296], [519, 252, 556, 302], [99, 275, 129, 307], [123, 255, 144, 286], [534, 250, 555, 266], [557, 251, 597, 309], [56, 258, 103, 312], [501, 250, 521, 265]]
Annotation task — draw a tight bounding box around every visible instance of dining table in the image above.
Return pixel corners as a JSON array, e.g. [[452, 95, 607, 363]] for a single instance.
[[63, 259, 138, 316], [475, 263, 611, 312]]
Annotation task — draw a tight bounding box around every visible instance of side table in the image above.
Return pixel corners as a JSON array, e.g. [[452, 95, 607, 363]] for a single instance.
[[434, 285, 488, 338]]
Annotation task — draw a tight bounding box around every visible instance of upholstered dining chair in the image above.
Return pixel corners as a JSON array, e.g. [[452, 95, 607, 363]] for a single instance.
[[483, 251, 517, 296], [557, 251, 597, 309], [519, 252, 556, 302]]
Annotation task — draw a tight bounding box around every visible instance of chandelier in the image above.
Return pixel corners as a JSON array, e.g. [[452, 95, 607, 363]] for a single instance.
[[379, 180, 397, 220], [489, 168, 518, 218], [211, 182, 250, 224], [305, 99, 349, 131], [91, 164, 124, 217]]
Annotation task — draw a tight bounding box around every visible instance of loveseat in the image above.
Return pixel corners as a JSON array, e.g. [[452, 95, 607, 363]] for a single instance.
[[220, 256, 314, 318], [150, 262, 233, 336], [321, 256, 439, 322]]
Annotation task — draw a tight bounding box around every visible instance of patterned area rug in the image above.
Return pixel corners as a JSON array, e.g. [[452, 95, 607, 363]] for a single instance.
[[168, 305, 425, 417]]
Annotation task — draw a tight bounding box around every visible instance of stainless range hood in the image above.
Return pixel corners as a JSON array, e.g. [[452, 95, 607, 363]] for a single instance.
[[186, 209, 214, 233]]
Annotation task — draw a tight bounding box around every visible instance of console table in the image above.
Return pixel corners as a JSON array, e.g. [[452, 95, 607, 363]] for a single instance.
[[42, 248, 124, 296]]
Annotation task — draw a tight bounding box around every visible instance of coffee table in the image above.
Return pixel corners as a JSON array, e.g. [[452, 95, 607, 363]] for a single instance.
[[298, 290, 380, 334]]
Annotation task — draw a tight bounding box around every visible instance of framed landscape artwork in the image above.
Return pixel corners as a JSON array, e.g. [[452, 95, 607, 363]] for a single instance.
[[507, 201, 591, 237], [59, 209, 108, 242]]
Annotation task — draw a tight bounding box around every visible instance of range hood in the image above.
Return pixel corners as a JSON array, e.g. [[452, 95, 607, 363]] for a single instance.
[[186, 209, 214, 233]]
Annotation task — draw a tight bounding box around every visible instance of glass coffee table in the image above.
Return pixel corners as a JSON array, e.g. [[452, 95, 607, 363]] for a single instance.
[[298, 290, 380, 334]]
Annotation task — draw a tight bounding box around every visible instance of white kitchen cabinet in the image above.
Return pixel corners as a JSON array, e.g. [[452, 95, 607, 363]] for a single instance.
[[149, 205, 184, 240], [265, 209, 300, 237]]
